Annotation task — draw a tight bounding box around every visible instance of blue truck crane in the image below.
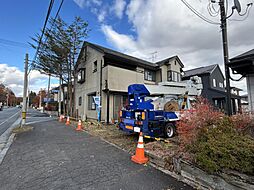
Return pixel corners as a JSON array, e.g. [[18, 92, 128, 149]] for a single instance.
[[119, 84, 182, 138]]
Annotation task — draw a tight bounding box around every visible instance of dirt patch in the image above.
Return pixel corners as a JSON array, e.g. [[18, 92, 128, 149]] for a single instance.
[[82, 121, 179, 160], [82, 122, 138, 154], [12, 126, 34, 134]]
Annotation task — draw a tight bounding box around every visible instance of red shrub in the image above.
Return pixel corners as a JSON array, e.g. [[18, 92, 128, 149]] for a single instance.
[[177, 97, 224, 148]]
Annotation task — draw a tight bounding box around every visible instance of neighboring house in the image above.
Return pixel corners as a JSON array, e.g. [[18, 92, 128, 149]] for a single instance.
[[182, 64, 241, 114], [241, 94, 248, 112], [74, 41, 186, 122], [229, 49, 254, 112]]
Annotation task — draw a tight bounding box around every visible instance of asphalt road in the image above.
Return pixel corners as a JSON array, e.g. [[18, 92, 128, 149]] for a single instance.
[[0, 107, 21, 136], [0, 120, 193, 190], [25, 108, 55, 125]]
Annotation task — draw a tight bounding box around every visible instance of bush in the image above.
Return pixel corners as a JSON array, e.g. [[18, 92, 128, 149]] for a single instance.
[[177, 97, 254, 175]]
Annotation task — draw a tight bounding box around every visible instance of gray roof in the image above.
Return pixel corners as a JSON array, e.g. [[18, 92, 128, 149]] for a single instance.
[[183, 64, 217, 78], [84, 41, 157, 68], [231, 49, 254, 60], [77, 41, 184, 70]]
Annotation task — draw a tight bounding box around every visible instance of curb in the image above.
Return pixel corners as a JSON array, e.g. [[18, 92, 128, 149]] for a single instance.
[[0, 118, 21, 165], [0, 134, 15, 164]]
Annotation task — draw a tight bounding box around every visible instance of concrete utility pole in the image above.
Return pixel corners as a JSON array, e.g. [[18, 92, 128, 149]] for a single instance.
[[219, 0, 232, 115], [58, 78, 62, 116], [46, 74, 51, 108], [22, 53, 29, 126]]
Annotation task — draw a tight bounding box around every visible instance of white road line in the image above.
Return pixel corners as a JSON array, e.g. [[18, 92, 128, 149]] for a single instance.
[[0, 111, 21, 126]]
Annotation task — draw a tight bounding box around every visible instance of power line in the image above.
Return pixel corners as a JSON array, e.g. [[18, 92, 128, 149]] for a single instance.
[[181, 0, 220, 25], [44, 0, 65, 43], [30, 0, 55, 70], [30, 0, 65, 72], [0, 38, 31, 48]]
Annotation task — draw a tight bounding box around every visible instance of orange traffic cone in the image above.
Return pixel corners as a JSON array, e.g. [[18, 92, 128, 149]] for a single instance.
[[66, 116, 70, 125], [131, 132, 148, 164], [76, 120, 83, 131], [59, 115, 63, 122]]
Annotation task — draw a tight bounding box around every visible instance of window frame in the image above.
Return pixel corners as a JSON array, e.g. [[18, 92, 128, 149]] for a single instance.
[[93, 60, 97, 73], [77, 68, 86, 83], [144, 69, 156, 82], [167, 70, 181, 82], [213, 78, 217, 87], [78, 96, 82, 106], [88, 93, 96, 110]]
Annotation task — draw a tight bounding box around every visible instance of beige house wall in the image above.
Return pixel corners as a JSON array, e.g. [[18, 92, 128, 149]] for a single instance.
[[161, 65, 168, 82], [167, 59, 182, 73], [75, 46, 104, 120], [75, 45, 184, 121], [102, 65, 144, 92]]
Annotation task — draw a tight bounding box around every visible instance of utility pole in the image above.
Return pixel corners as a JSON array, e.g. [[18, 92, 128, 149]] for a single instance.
[[6, 89, 9, 107], [22, 53, 29, 126], [58, 77, 62, 116], [219, 0, 232, 115], [46, 74, 51, 108]]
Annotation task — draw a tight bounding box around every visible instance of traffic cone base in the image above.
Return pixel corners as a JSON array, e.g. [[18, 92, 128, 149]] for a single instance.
[[76, 120, 83, 131], [131, 132, 148, 164], [131, 153, 148, 164], [66, 116, 70, 125], [59, 115, 64, 122]]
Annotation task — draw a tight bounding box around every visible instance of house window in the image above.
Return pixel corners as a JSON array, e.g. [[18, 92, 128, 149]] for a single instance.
[[219, 82, 224, 88], [144, 69, 155, 81], [213, 79, 216, 87], [78, 96, 82, 106], [93, 61, 97, 72], [78, 68, 86, 83], [88, 93, 96, 110], [168, 71, 181, 82]]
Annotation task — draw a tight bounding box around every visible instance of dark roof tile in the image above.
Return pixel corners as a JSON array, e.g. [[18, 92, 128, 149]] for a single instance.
[[183, 64, 217, 78]]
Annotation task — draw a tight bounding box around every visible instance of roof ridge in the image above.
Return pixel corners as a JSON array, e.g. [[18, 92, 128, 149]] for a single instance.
[[184, 64, 217, 72], [84, 41, 156, 66]]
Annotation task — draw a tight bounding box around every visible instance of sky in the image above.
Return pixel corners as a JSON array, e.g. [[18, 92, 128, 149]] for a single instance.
[[0, 0, 254, 96]]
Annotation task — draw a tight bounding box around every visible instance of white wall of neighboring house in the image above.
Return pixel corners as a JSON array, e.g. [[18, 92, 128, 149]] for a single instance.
[[246, 74, 254, 112]]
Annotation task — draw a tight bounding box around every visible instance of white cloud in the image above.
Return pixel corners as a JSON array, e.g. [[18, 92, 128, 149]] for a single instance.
[[91, 0, 102, 6], [73, 0, 102, 8], [101, 25, 140, 54], [73, 0, 86, 9], [112, 0, 126, 19], [0, 64, 53, 96], [98, 9, 107, 22], [101, 0, 254, 93]]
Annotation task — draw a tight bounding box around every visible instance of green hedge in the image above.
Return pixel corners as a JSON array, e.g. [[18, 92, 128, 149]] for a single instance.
[[188, 117, 254, 175]]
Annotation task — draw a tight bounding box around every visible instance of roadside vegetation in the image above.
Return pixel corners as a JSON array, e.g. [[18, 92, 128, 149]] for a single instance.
[[177, 97, 254, 175], [80, 97, 254, 176]]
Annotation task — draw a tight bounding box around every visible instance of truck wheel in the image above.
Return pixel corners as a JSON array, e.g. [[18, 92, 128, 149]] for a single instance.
[[164, 123, 175, 138]]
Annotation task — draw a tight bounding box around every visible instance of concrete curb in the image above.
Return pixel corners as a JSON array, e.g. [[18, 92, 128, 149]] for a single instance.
[[0, 118, 21, 165], [0, 134, 15, 164]]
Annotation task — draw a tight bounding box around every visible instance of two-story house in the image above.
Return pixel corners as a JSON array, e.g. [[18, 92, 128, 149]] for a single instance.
[[182, 64, 241, 113], [74, 41, 185, 122], [229, 49, 254, 112]]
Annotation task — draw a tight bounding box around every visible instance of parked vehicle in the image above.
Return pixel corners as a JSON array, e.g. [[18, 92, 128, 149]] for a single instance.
[[119, 84, 196, 138], [0, 102, 3, 111]]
